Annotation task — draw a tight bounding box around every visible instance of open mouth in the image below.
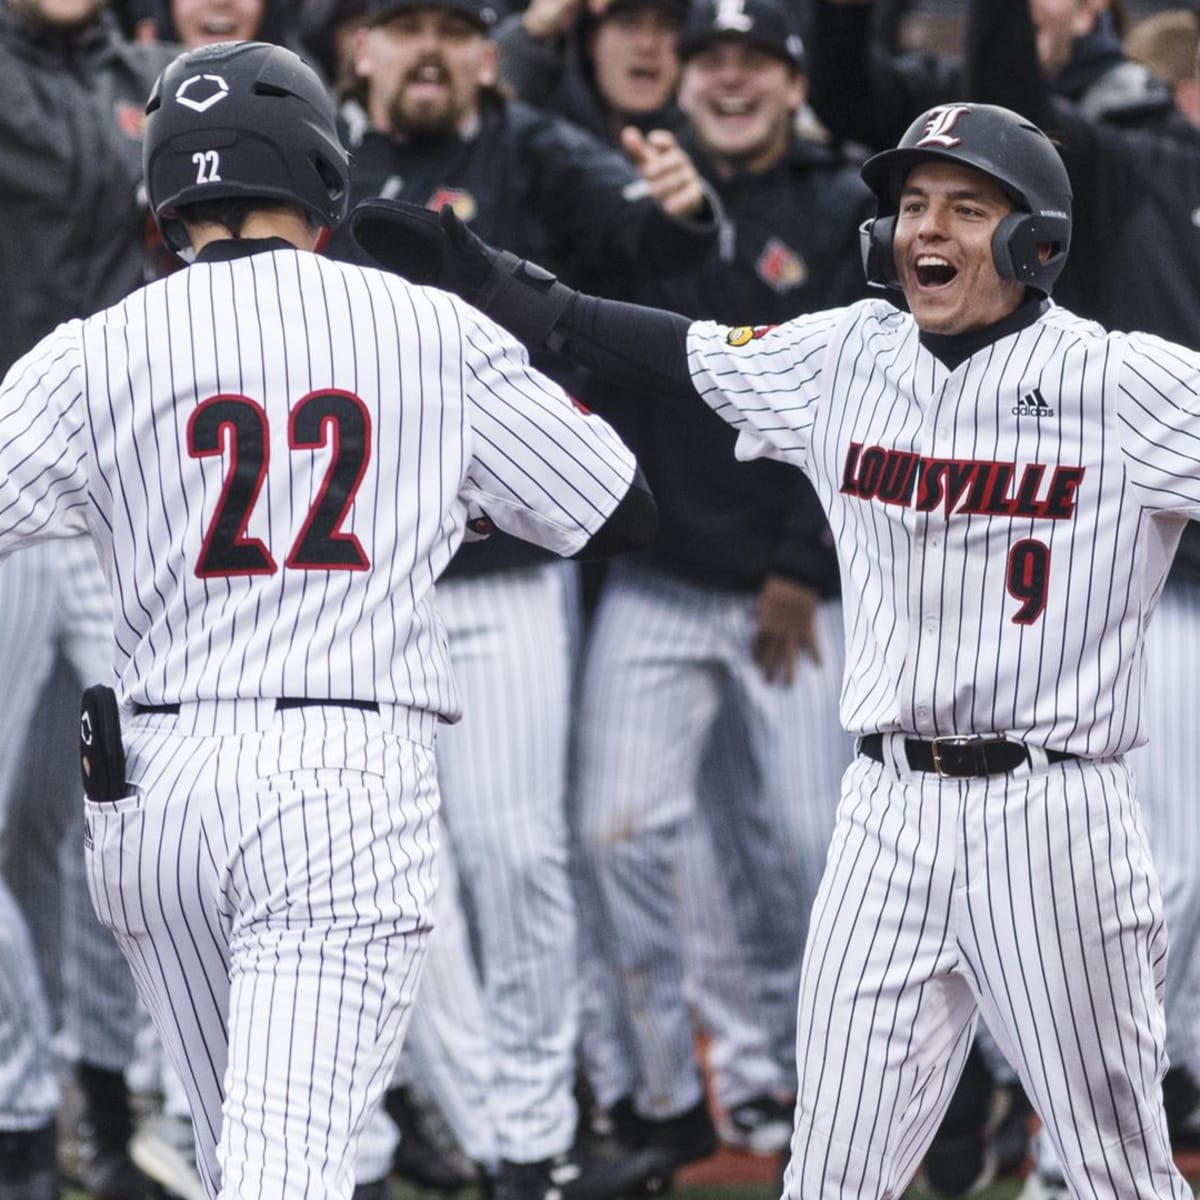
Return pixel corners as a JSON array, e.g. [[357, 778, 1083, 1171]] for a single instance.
[[201, 17, 239, 35], [915, 255, 957, 288], [408, 63, 449, 87]]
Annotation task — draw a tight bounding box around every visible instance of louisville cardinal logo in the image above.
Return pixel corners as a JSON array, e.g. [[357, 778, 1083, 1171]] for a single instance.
[[757, 238, 807, 292], [915, 104, 971, 149], [115, 100, 146, 138], [427, 188, 477, 222]]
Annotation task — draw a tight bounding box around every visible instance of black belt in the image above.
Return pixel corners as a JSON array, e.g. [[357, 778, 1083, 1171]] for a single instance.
[[858, 733, 1074, 778], [134, 699, 379, 715]]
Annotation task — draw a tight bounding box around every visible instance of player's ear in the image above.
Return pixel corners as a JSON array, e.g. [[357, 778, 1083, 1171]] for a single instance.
[[478, 39, 499, 88], [352, 23, 374, 81]]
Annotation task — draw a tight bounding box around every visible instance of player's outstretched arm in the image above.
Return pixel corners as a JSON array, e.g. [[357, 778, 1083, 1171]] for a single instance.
[[351, 199, 700, 405]]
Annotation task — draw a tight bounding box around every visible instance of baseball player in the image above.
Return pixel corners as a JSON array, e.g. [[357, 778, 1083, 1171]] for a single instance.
[[354, 99, 1200, 1198], [0, 38, 653, 1200]]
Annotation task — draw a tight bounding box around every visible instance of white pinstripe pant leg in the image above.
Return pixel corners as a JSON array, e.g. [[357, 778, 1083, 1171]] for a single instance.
[[720, 597, 851, 1083], [1130, 581, 1200, 1070], [50, 538, 143, 1071], [786, 756, 1189, 1199], [785, 757, 978, 1198], [396, 833, 501, 1167], [434, 563, 577, 1162], [965, 759, 1188, 1199], [573, 832, 641, 1111], [0, 545, 59, 1128], [676, 803, 790, 1108], [4, 655, 76, 1019], [574, 565, 730, 1118], [85, 709, 437, 1200]]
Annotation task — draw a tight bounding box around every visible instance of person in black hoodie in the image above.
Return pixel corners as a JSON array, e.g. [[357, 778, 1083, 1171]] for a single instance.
[[495, 0, 690, 145], [133, 0, 297, 46], [327, 2, 713, 1198]]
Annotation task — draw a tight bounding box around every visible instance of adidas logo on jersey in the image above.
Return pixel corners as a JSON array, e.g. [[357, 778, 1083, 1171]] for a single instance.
[[1013, 388, 1054, 418]]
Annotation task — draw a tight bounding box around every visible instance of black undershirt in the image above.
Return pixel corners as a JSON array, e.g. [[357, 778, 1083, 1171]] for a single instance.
[[917, 294, 1049, 370]]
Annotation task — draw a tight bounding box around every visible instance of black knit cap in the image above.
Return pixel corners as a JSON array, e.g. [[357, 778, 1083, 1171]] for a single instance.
[[364, 0, 499, 31], [600, 0, 690, 23], [678, 0, 804, 67]]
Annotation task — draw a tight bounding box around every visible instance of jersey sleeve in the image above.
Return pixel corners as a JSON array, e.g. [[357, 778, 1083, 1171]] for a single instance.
[[685, 306, 853, 470], [0, 321, 92, 553], [1117, 332, 1200, 517], [458, 308, 637, 556]]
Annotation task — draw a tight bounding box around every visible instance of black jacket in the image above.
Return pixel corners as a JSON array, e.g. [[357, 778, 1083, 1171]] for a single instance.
[[963, 0, 1200, 348], [580, 137, 873, 595], [0, 8, 176, 371], [329, 93, 716, 577], [806, 0, 1185, 154], [494, 10, 691, 148]]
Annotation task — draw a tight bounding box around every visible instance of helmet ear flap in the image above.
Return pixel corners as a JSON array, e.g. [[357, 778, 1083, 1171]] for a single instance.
[[860, 215, 900, 290], [990, 212, 1072, 295]]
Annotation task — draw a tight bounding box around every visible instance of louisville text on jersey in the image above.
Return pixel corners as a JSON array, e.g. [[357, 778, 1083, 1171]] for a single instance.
[[840, 442, 1085, 519]]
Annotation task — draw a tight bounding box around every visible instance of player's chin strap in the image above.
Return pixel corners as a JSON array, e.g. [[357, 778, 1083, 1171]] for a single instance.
[[349, 200, 696, 402]]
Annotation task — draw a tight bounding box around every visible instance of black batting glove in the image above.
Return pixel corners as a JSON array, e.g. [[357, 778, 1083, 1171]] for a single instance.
[[350, 199, 575, 349]]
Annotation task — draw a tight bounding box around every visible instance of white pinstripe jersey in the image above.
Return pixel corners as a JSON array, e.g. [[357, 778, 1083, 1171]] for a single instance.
[[688, 300, 1200, 757], [0, 245, 636, 720]]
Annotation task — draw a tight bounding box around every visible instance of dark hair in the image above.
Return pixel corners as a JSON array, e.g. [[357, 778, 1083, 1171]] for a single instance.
[[174, 196, 317, 237]]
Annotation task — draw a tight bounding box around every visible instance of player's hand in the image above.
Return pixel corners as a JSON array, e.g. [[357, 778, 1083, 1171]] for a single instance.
[[522, 0, 585, 39], [620, 127, 708, 220], [351, 199, 573, 348], [752, 575, 822, 686], [351, 199, 496, 298]]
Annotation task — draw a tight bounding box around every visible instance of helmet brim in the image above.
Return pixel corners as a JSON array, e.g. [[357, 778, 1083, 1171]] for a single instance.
[[860, 145, 1030, 212]]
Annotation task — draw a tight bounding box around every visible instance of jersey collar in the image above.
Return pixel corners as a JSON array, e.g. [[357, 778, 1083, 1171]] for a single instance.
[[194, 237, 300, 263], [918, 294, 1049, 371]]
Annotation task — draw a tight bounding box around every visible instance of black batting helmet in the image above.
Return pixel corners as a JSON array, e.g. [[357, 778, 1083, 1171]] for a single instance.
[[144, 41, 350, 253], [858, 103, 1072, 297]]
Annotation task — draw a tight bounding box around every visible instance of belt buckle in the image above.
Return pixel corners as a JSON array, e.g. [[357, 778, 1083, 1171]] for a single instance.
[[929, 735, 981, 779]]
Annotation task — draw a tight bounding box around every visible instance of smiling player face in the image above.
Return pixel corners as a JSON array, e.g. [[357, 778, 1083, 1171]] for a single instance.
[[892, 160, 1028, 336], [590, 6, 682, 117], [170, 0, 265, 45], [678, 39, 803, 176]]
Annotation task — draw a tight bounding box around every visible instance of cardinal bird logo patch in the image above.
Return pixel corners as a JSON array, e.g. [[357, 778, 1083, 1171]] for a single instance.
[[726, 324, 776, 347], [757, 238, 807, 292], [115, 101, 146, 138], [427, 188, 477, 222]]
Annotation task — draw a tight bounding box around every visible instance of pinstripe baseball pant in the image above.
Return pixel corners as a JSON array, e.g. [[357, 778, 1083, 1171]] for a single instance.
[[786, 750, 1189, 1199], [575, 560, 851, 1116], [85, 702, 439, 1200], [1130, 579, 1200, 1073], [0, 546, 59, 1130], [433, 561, 578, 1162], [1, 539, 144, 1086], [395, 832, 501, 1169]]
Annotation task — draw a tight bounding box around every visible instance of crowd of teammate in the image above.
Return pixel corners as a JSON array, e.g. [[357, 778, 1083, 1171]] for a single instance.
[[1, 1, 1200, 1200]]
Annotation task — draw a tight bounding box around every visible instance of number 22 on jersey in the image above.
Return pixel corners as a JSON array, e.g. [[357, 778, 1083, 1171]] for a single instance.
[[187, 389, 371, 578]]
